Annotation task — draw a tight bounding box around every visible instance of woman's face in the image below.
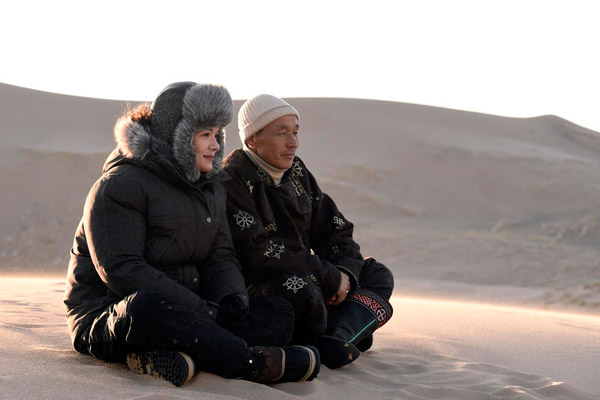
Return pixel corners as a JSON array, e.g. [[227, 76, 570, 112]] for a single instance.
[[193, 127, 220, 172]]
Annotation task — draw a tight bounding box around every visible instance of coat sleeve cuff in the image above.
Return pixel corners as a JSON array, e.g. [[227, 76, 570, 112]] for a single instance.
[[336, 265, 358, 292]]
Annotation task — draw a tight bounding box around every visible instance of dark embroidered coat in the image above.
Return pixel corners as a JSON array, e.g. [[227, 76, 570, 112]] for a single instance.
[[222, 149, 364, 299]]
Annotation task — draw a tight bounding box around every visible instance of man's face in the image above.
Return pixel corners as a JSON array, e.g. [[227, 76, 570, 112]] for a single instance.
[[247, 115, 299, 170]]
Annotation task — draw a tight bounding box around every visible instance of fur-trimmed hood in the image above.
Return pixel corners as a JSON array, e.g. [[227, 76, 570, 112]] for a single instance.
[[112, 82, 232, 183]]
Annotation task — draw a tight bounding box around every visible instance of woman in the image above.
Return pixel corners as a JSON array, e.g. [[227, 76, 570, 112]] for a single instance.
[[64, 82, 319, 386]]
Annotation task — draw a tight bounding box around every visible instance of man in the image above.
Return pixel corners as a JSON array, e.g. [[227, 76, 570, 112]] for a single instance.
[[222, 94, 394, 369]]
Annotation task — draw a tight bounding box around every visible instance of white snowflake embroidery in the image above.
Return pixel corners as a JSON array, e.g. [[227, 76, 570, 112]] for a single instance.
[[264, 240, 285, 259], [244, 179, 254, 194], [333, 216, 346, 230], [282, 276, 307, 293], [265, 223, 277, 233], [233, 210, 256, 231], [291, 161, 303, 177], [257, 168, 274, 185], [288, 161, 306, 196], [290, 177, 306, 197]]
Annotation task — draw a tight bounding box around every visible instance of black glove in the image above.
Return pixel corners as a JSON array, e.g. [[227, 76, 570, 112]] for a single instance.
[[216, 295, 249, 332], [204, 300, 219, 321]]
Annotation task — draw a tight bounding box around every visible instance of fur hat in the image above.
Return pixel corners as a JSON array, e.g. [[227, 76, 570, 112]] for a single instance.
[[114, 81, 233, 182], [238, 94, 299, 145]]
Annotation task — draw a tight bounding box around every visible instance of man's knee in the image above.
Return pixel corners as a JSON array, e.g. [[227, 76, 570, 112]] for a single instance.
[[359, 257, 395, 299]]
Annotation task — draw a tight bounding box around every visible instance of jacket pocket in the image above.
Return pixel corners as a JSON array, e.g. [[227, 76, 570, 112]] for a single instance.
[[144, 217, 182, 265]]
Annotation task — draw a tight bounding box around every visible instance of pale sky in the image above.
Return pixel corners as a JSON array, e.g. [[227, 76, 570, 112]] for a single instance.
[[2, 0, 599, 132]]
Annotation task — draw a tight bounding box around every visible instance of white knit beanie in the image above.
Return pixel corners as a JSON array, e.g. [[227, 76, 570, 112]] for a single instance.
[[238, 94, 300, 145]]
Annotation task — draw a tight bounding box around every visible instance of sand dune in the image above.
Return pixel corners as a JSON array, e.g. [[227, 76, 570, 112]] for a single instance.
[[1, 82, 600, 398]]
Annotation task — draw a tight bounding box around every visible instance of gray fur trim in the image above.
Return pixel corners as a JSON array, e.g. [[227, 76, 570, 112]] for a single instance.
[[172, 84, 233, 181], [113, 116, 151, 161], [113, 83, 232, 183]]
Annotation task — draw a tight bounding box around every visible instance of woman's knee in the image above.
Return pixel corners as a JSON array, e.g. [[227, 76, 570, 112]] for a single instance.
[[124, 290, 171, 319]]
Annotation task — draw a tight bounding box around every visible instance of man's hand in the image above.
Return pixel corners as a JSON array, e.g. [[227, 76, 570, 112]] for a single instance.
[[327, 271, 351, 306]]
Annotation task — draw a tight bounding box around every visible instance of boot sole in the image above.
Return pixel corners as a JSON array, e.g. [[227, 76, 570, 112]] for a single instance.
[[295, 345, 318, 382], [274, 345, 320, 383], [126, 351, 195, 386]]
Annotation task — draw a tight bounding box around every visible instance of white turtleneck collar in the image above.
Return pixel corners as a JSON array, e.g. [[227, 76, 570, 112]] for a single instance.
[[243, 147, 288, 185]]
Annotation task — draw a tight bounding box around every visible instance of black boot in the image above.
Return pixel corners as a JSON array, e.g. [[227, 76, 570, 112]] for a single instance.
[[355, 334, 374, 352], [245, 345, 320, 383], [125, 350, 195, 386], [318, 288, 393, 369]]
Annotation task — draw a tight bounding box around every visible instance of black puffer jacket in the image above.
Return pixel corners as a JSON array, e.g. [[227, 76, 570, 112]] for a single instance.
[[64, 83, 247, 350]]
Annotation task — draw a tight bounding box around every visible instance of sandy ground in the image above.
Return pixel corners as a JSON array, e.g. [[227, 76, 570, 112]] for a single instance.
[[1, 83, 600, 398], [1, 277, 598, 399]]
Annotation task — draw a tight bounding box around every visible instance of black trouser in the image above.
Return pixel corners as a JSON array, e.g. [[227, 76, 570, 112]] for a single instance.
[[80, 291, 294, 378], [252, 277, 328, 345], [250, 257, 394, 346], [352, 257, 395, 300]]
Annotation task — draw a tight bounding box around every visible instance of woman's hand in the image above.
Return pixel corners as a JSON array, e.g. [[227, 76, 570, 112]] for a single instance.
[[327, 271, 351, 306], [216, 294, 249, 330]]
